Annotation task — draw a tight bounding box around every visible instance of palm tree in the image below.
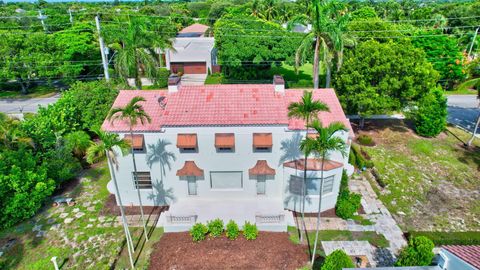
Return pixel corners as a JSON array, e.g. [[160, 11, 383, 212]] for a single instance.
[[301, 119, 348, 265], [0, 114, 34, 150], [259, 0, 278, 21], [85, 129, 135, 269], [108, 96, 152, 242], [108, 17, 172, 89], [288, 91, 329, 242], [64, 130, 91, 160], [293, 0, 350, 89], [146, 139, 176, 205]]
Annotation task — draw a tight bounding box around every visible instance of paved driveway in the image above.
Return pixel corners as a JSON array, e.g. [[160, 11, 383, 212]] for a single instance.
[[181, 74, 207, 86], [447, 95, 479, 134], [0, 94, 60, 114]]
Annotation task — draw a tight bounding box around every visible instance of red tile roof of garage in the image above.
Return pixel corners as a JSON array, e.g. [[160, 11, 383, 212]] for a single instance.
[[179, 23, 209, 34], [443, 245, 480, 269], [102, 85, 353, 137]]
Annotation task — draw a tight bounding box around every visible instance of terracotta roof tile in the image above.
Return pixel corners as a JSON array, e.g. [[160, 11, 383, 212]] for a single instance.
[[283, 158, 343, 171], [443, 245, 480, 269], [179, 23, 209, 34], [249, 160, 276, 175]]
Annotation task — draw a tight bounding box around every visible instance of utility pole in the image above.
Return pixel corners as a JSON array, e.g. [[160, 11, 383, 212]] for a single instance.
[[68, 9, 73, 25], [468, 27, 479, 60], [95, 15, 110, 82], [37, 10, 47, 32]]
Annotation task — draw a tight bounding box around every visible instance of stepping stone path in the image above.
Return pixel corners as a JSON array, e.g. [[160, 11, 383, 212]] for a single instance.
[[59, 213, 69, 219], [75, 212, 85, 218], [349, 179, 407, 255], [32, 224, 42, 232], [72, 208, 80, 213], [64, 218, 74, 224], [47, 218, 56, 224]]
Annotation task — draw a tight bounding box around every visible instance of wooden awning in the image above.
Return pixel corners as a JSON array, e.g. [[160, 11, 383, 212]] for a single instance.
[[215, 133, 235, 148], [177, 134, 197, 148], [124, 134, 144, 149], [253, 133, 272, 148], [283, 158, 343, 171], [176, 161, 204, 177], [249, 160, 276, 175]]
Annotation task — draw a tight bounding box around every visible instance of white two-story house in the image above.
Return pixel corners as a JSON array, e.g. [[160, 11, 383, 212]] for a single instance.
[[101, 76, 354, 232]]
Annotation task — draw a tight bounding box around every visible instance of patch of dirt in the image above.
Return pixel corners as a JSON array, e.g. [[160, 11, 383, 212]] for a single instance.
[[148, 232, 308, 270], [100, 194, 169, 216]]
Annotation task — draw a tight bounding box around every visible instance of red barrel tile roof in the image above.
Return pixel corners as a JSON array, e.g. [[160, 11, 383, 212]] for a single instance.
[[101, 85, 353, 137], [443, 245, 480, 269]]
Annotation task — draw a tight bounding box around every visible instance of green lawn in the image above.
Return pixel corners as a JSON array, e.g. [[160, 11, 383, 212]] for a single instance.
[[0, 86, 57, 99], [0, 162, 157, 269], [287, 227, 389, 249], [361, 125, 480, 232]]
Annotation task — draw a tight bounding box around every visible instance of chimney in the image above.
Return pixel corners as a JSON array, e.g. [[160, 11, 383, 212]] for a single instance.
[[273, 75, 285, 94], [168, 74, 181, 93]]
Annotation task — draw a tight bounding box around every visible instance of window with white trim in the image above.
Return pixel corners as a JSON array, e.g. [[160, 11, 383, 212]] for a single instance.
[[289, 175, 335, 196], [132, 172, 152, 189]]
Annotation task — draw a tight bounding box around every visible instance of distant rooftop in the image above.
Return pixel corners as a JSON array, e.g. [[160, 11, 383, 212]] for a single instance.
[[177, 23, 209, 37]]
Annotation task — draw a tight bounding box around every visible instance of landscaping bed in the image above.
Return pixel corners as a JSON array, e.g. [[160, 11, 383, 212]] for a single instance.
[[100, 194, 169, 216], [354, 120, 480, 232], [149, 232, 308, 270]]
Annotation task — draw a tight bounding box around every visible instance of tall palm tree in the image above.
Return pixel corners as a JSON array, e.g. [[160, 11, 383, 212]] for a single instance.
[[293, 0, 350, 89], [85, 129, 135, 269], [108, 17, 172, 89], [108, 96, 152, 242], [301, 119, 348, 265], [288, 91, 329, 242]]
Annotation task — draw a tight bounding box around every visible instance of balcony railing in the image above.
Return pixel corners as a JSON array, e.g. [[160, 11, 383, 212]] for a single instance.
[[255, 214, 285, 224]]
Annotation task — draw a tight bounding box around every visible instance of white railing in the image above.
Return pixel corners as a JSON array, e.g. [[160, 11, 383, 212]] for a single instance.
[[167, 215, 197, 224], [255, 214, 285, 224]]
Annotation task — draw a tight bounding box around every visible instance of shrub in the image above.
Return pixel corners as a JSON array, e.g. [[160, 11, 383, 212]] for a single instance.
[[336, 191, 362, 219], [243, 222, 258, 240], [340, 170, 349, 193], [156, 68, 170, 88], [190, 223, 208, 242], [413, 88, 447, 137], [348, 150, 356, 167], [207, 218, 224, 237], [371, 168, 386, 188], [407, 231, 480, 246], [395, 236, 435, 266], [357, 134, 375, 146], [350, 144, 373, 169], [225, 220, 240, 240], [321, 249, 355, 270]]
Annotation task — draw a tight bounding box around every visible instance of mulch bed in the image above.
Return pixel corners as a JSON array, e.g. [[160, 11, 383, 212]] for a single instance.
[[293, 206, 365, 218], [148, 232, 309, 270], [100, 194, 169, 216]]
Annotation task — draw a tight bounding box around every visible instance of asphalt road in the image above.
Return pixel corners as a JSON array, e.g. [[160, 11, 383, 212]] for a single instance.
[[0, 94, 60, 114], [447, 95, 480, 134]]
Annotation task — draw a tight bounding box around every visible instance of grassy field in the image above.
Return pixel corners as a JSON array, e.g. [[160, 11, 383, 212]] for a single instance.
[[0, 162, 158, 269], [0, 86, 57, 99], [360, 123, 480, 232]]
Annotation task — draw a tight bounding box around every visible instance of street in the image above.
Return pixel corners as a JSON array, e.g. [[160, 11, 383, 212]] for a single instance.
[[0, 94, 60, 114], [447, 95, 480, 135]]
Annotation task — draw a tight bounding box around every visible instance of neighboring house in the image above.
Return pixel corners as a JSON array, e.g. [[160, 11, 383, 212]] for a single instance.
[[162, 23, 219, 75], [438, 245, 480, 270], [101, 76, 353, 232]]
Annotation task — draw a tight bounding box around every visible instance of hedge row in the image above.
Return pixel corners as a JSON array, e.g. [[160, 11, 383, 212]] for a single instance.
[[406, 231, 480, 246], [350, 144, 374, 169]]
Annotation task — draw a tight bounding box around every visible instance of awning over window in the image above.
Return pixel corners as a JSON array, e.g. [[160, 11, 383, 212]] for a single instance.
[[283, 158, 343, 171], [215, 133, 235, 148], [253, 133, 272, 148], [124, 134, 144, 149], [249, 160, 276, 175], [176, 161, 204, 177], [177, 134, 197, 148]]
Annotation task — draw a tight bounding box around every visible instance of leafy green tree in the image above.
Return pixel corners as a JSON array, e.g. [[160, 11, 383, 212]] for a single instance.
[[413, 88, 447, 137], [395, 236, 435, 266], [288, 91, 329, 243], [301, 120, 348, 265], [108, 96, 151, 241], [214, 15, 300, 80], [64, 130, 92, 160], [86, 129, 134, 268], [40, 142, 82, 184], [321, 249, 355, 270], [0, 147, 55, 229], [335, 40, 439, 127], [412, 31, 465, 89]]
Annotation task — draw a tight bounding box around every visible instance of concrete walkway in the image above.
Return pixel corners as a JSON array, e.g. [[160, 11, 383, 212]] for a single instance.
[[181, 74, 207, 85], [0, 94, 60, 114], [349, 179, 407, 255]]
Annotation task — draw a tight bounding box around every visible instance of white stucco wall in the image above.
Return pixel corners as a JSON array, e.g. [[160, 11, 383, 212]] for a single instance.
[[109, 125, 350, 213], [164, 37, 214, 73], [438, 249, 477, 270]]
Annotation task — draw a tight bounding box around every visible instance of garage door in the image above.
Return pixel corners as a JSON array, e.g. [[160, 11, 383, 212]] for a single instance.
[[184, 62, 207, 74], [210, 171, 243, 189]]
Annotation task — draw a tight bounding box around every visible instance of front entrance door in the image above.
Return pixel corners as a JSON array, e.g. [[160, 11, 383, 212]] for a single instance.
[[257, 175, 266, 195], [187, 176, 197, 195]]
